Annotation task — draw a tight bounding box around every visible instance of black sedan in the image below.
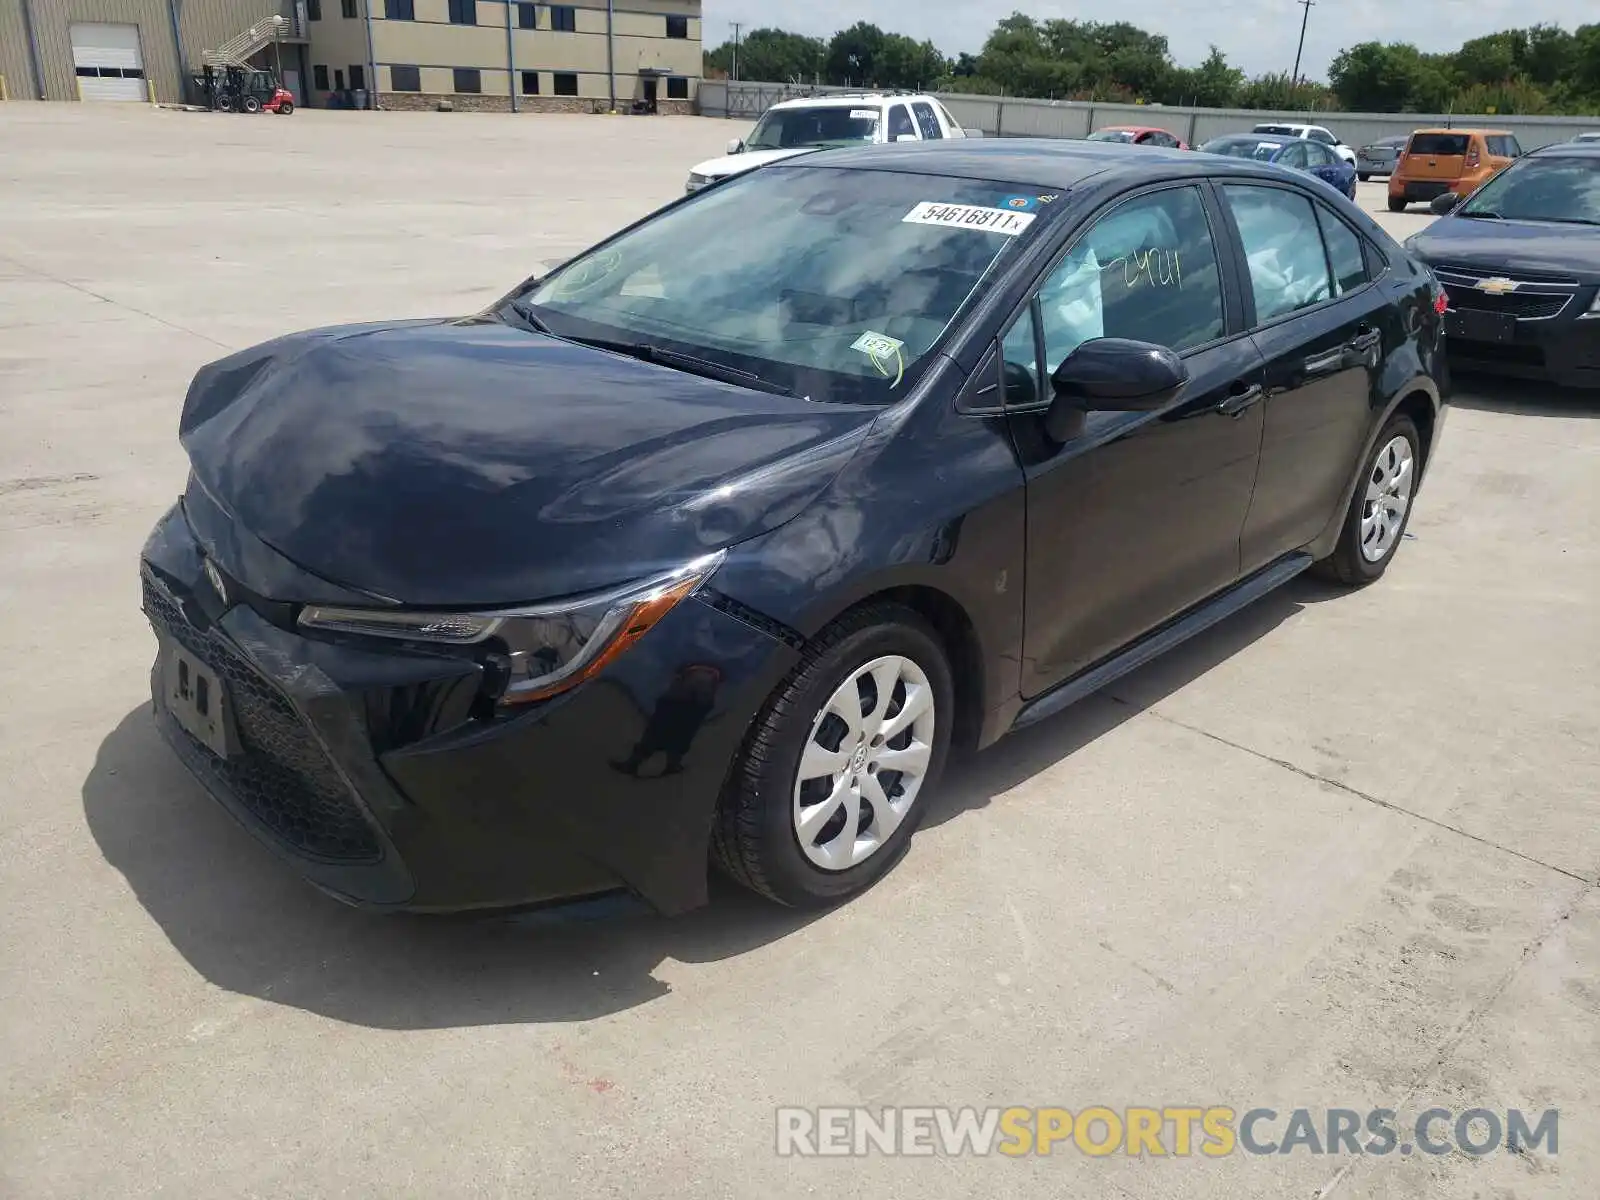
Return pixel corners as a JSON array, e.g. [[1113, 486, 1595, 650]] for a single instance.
[[1408, 140, 1600, 388], [142, 140, 1448, 915]]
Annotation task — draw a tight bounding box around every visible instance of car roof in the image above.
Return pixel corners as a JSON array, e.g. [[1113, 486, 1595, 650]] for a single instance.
[[1098, 125, 1164, 133], [769, 93, 936, 111], [775, 136, 1318, 189], [1410, 127, 1510, 136], [1208, 132, 1294, 146], [1527, 141, 1600, 159]]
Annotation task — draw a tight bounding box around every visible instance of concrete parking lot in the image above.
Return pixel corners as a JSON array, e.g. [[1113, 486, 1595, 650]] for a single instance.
[[1, 105, 1597, 1198]]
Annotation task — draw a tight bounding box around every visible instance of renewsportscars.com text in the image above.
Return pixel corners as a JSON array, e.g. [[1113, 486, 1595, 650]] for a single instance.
[[775, 1106, 1559, 1158]]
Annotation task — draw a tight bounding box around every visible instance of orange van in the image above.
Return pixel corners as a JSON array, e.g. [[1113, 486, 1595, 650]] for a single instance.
[[1388, 128, 1522, 211]]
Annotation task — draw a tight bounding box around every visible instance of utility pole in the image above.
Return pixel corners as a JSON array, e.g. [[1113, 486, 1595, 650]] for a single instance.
[[1290, 0, 1314, 87], [730, 22, 742, 83]]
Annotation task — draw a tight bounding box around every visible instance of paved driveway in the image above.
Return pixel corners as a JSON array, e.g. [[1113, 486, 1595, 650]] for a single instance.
[[1, 106, 1597, 1199]]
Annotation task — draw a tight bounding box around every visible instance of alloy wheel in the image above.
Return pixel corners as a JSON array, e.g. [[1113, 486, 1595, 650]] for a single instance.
[[792, 655, 936, 871], [1360, 435, 1414, 562]]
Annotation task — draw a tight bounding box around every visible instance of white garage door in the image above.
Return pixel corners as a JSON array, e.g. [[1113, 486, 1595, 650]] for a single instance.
[[71, 23, 147, 102]]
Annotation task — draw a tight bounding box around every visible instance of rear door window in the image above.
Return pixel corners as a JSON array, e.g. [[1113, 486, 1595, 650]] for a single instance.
[[1278, 142, 1309, 168], [1408, 133, 1469, 156], [888, 105, 915, 141], [911, 102, 943, 140], [1222, 185, 1332, 323]]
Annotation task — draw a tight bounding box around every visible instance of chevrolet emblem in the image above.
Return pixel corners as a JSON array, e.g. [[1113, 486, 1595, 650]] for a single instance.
[[1476, 277, 1520, 295]]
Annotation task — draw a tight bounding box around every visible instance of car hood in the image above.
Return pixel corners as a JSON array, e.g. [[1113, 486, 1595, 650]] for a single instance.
[[691, 147, 815, 177], [178, 319, 875, 606], [1409, 218, 1600, 277]]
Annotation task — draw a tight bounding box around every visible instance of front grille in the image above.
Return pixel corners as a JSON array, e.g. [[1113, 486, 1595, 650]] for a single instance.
[[1453, 340, 1547, 367], [1435, 263, 1579, 286], [1436, 266, 1580, 320], [143, 572, 382, 863], [1448, 292, 1571, 319]]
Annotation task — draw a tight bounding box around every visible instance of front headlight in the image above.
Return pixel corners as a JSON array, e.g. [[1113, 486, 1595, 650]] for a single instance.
[[687, 172, 711, 188], [1403, 234, 1421, 253], [298, 551, 724, 706]]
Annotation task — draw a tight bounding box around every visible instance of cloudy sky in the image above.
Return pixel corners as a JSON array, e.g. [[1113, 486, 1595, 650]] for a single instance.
[[702, 0, 1581, 80]]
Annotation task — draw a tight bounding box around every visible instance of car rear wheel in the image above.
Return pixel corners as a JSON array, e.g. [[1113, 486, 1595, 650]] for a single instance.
[[1358, 172, 1371, 182], [1387, 196, 1406, 212], [1312, 414, 1420, 586], [712, 603, 953, 907]]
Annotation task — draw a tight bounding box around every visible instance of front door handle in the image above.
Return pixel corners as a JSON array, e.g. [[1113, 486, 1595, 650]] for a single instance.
[[1216, 382, 1264, 417]]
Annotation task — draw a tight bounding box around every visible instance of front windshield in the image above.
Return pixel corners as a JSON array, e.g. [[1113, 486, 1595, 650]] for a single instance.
[[745, 106, 880, 151], [1087, 129, 1135, 143], [1202, 137, 1282, 161], [522, 167, 1055, 403], [1458, 156, 1600, 224]]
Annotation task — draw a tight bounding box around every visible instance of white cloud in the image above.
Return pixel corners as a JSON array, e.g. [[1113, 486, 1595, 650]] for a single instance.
[[702, 0, 1580, 80]]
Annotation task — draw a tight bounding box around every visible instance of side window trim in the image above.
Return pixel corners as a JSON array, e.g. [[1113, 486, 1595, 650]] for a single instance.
[[959, 300, 1048, 416]]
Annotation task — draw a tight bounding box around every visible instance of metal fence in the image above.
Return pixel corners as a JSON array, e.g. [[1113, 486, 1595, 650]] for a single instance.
[[698, 81, 1600, 151]]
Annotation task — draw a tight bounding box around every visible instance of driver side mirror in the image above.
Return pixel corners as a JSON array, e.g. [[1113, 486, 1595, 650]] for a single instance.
[[1429, 192, 1461, 215], [1043, 338, 1188, 442], [727, 137, 745, 155]]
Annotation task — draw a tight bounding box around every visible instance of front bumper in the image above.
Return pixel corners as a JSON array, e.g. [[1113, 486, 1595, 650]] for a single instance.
[[1443, 297, 1600, 390], [140, 502, 797, 913]]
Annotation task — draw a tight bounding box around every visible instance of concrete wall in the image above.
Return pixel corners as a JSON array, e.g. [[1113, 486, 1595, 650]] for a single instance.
[[701, 81, 1600, 153]]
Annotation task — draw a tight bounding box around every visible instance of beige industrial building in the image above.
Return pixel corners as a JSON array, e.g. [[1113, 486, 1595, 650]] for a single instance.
[[0, 0, 701, 112]]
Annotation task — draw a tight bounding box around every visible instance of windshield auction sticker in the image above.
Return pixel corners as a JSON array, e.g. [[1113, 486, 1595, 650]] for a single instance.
[[903, 202, 1037, 236]]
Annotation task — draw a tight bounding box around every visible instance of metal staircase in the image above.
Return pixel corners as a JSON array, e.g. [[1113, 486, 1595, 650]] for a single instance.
[[202, 12, 299, 70]]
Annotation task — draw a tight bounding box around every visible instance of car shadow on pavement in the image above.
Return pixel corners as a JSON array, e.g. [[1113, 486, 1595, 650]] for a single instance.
[[924, 576, 1334, 831], [83, 577, 1331, 1031], [1451, 374, 1600, 418]]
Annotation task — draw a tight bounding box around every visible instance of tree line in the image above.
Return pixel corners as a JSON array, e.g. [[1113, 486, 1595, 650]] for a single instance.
[[703, 15, 1600, 116]]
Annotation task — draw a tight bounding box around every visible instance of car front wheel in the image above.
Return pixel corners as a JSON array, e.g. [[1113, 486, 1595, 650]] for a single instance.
[[1313, 413, 1420, 585], [712, 603, 954, 907], [1358, 172, 1371, 182], [1388, 197, 1407, 212]]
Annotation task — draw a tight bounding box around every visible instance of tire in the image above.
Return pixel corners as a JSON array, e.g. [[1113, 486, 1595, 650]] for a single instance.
[[215, 94, 236, 113], [242, 95, 262, 114], [1312, 413, 1421, 586], [1387, 196, 1407, 212], [1358, 172, 1371, 182], [712, 603, 955, 907], [277, 100, 294, 115]]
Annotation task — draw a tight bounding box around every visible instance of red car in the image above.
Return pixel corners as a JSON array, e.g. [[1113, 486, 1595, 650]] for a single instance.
[[1087, 125, 1188, 150], [262, 86, 295, 114]]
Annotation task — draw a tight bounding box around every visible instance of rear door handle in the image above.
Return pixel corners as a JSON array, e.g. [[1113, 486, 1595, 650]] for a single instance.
[[1347, 325, 1382, 353], [1216, 382, 1264, 417]]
